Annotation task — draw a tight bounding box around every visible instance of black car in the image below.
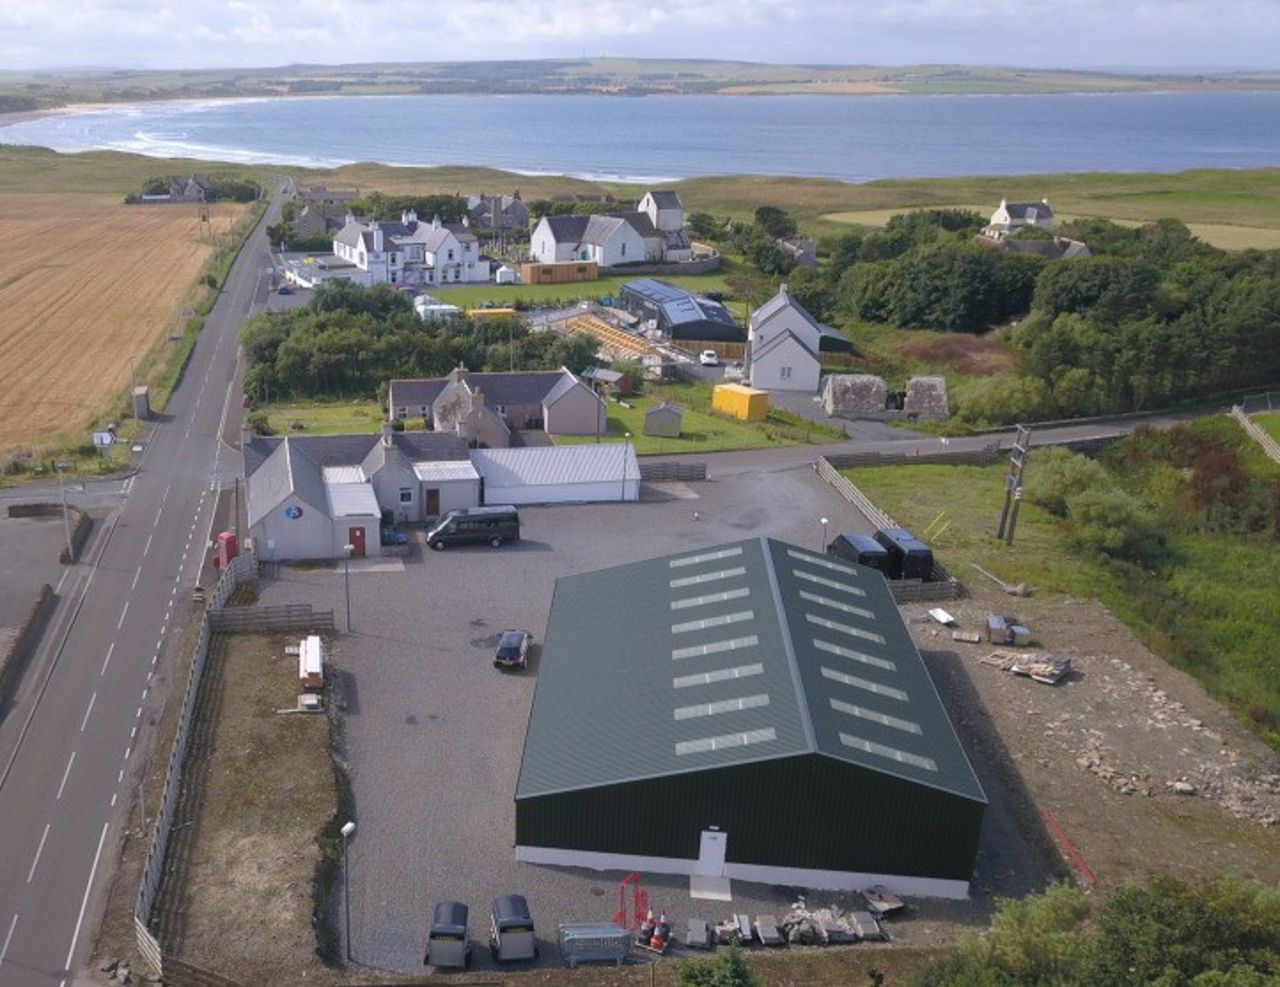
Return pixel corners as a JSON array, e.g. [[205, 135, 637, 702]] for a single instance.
[[494, 630, 532, 669]]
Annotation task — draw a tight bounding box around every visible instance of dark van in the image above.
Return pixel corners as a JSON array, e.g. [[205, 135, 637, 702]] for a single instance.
[[428, 505, 520, 550], [827, 532, 893, 578]]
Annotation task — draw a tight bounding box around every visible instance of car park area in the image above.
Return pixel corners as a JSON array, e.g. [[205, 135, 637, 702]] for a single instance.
[[253, 466, 1057, 973]]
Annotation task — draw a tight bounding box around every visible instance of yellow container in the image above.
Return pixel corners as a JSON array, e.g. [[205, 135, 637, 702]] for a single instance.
[[712, 383, 770, 422]]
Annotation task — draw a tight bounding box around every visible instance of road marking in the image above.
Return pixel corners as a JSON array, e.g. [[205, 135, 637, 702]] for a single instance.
[[143, 533, 153, 556], [56, 751, 76, 800], [117, 601, 130, 629], [118, 769, 124, 783], [141, 687, 148, 701], [0, 913, 17, 966], [111, 792, 118, 807], [136, 705, 143, 719], [64, 822, 109, 973], [26, 823, 50, 882], [130, 726, 137, 739], [123, 745, 131, 760], [100, 642, 115, 676], [151, 654, 158, 666], [80, 692, 97, 732], [132, 566, 142, 590], [162, 482, 171, 502], [156, 636, 163, 651]]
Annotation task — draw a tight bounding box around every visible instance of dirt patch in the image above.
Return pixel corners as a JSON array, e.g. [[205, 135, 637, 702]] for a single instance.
[[162, 632, 336, 982], [0, 193, 244, 448], [908, 587, 1280, 891], [895, 334, 1019, 376]]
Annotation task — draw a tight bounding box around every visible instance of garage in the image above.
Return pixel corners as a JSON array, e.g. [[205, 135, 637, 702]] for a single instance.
[[515, 537, 987, 898], [472, 445, 640, 505]]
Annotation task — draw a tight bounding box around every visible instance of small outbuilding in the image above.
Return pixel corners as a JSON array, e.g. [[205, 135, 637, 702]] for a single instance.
[[904, 376, 950, 420], [712, 383, 769, 422], [822, 374, 888, 418], [515, 538, 987, 897], [644, 401, 685, 438], [472, 445, 640, 504]]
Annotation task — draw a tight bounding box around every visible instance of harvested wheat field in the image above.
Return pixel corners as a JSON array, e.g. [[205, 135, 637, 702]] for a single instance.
[[0, 193, 243, 449]]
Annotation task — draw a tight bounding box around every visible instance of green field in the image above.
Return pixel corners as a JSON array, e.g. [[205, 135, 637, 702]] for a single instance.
[[1257, 411, 1280, 443], [556, 382, 843, 454], [258, 399, 391, 436], [430, 270, 735, 311]]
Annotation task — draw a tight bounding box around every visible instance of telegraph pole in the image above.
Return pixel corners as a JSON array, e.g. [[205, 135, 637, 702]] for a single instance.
[[996, 425, 1031, 546]]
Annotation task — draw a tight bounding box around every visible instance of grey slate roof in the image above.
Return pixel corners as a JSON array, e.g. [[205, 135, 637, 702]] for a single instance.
[[647, 190, 683, 210], [389, 370, 574, 410], [1003, 200, 1054, 222], [541, 215, 591, 242], [516, 537, 986, 804]]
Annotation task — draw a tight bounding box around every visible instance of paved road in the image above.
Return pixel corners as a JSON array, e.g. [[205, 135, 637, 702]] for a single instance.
[[0, 186, 282, 987]]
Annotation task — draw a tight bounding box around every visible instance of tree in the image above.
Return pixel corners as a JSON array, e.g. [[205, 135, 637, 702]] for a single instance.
[[687, 211, 721, 239], [1066, 487, 1165, 565], [753, 205, 797, 239], [1026, 447, 1111, 517]]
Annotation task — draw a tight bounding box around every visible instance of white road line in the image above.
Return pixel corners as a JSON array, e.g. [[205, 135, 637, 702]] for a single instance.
[[123, 745, 131, 760], [0, 913, 17, 966], [116, 601, 130, 629], [64, 822, 109, 973], [56, 751, 76, 800], [26, 823, 50, 882], [141, 687, 148, 701], [136, 705, 143, 719], [156, 637, 163, 651], [151, 654, 158, 666], [132, 566, 142, 590], [80, 692, 97, 732], [111, 793, 118, 807], [130, 726, 137, 739], [54, 566, 72, 595], [162, 482, 171, 502], [143, 533, 154, 556], [100, 642, 116, 676], [118, 769, 124, 783]]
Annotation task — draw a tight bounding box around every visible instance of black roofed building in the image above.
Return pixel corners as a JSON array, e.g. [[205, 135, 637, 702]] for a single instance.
[[515, 537, 987, 898], [618, 278, 744, 343]]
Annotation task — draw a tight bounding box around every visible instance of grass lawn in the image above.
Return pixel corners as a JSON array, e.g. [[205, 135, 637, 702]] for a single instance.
[[1256, 411, 1280, 443], [428, 269, 733, 310], [557, 381, 845, 454], [258, 399, 390, 436]]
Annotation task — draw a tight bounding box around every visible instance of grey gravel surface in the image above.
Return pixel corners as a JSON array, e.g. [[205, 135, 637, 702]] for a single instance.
[[0, 514, 67, 626], [258, 467, 1042, 973]]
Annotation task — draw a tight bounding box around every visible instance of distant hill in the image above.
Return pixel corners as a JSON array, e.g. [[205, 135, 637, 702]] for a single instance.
[[3, 58, 1280, 111]]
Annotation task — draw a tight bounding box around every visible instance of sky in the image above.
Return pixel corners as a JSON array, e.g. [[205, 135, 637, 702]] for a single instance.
[[1, 0, 1279, 73]]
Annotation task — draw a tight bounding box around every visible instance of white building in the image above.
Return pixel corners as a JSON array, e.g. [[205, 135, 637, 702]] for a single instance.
[[983, 198, 1056, 242], [471, 445, 640, 505], [529, 188, 692, 266], [331, 211, 491, 287], [747, 285, 825, 394]]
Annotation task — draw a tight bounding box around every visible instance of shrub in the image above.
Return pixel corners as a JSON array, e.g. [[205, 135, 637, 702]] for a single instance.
[[1066, 487, 1166, 565], [246, 410, 274, 436], [1026, 447, 1111, 517], [954, 376, 1053, 427], [677, 944, 764, 987]]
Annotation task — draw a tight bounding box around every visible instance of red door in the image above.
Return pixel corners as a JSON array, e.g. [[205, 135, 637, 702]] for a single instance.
[[349, 526, 366, 558]]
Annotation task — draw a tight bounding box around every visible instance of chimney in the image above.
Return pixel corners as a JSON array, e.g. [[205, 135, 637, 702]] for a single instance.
[[432, 215, 441, 230], [372, 224, 384, 252], [403, 209, 417, 225], [471, 387, 486, 409], [381, 422, 394, 447]]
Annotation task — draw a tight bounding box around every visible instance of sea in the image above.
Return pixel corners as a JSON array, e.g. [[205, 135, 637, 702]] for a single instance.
[[3, 91, 1280, 182]]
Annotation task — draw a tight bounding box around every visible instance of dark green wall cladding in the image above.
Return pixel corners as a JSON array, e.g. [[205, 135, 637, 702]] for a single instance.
[[516, 753, 984, 883]]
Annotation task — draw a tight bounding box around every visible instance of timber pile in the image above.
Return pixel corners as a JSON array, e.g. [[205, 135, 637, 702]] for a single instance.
[[981, 649, 1072, 685]]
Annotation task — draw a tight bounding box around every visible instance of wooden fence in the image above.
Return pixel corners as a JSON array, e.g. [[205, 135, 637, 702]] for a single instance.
[[208, 603, 334, 633], [1232, 405, 1280, 465], [639, 461, 708, 482], [824, 442, 1002, 470]]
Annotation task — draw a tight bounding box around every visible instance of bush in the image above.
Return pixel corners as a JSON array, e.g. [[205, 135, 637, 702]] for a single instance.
[[1026, 447, 1111, 517], [246, 410, 274, 436], [677, 944, 764, 987], [1066, 487, 1166, 565], [954, 376, 1053, 427]]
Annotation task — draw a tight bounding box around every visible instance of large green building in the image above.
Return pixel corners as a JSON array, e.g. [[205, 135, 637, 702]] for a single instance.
[[516, 537, 987, 899]]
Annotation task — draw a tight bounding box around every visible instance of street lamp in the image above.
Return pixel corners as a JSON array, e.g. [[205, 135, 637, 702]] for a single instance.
[[343, 544, 354, 632], [820, 516, 829, 552], [55, 462, 74, 562], [340, 820, 357, 963], [620, 432, 632, 502]]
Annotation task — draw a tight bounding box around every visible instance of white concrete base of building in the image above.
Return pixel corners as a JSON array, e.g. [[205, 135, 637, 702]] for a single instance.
[[515, 845, 971, 899]]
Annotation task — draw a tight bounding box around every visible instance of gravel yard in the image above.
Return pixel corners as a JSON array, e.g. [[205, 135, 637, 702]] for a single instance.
[[256, 468, 1062, 975]]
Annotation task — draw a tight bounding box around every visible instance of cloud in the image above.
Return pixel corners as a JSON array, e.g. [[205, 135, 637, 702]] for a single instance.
[[0, 0, 1277, 70]]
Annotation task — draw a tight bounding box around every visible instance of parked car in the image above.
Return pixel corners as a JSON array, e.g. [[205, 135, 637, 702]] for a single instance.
[[427, 505, 520, 550], [494, 630, 532, 669], [277, 284, 294, 295], [699, 350, 720, 366]]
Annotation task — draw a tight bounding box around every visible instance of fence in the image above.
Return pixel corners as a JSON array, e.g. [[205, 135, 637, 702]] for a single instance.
[[669, 339, 748, 362], [1232, 405, 1280, 465], [1241, 390, 1280, 415], [814, 457, 963, 602], [638, 461, 708, 482], [824, 442, 1003, 470], [134, 553, 258, 979], [208, 603, 334, 633]]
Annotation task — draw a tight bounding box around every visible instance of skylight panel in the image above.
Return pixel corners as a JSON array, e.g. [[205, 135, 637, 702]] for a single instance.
[[820, 666, 909, 702], [830, 699, 921, 735], [813, 638, 896, 672], [673, 663, 765, 689], [676, 727, 776, 756], [792, 569, 866, 597], [670, 587, 750, 611], [798, 590, 875, 620], [669, 547, 744, 569], [787, 549, 856, 575], [839, 732, 937, 772], [672, 635, 759, 660], [670, 567, 747, 589], [805, 613, 887, 645], [671, 611, 754, 635], [674, 694, 770, 721]]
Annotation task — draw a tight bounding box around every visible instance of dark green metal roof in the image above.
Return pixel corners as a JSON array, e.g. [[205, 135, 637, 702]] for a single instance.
[[516, 537, 986, 805]]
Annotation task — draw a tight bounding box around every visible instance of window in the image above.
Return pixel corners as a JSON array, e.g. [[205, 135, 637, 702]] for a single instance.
[[621, 242, 627, 257], [399, 487, 412, 504], [447, 249, 454, 261], [780, 366, 793, 380]]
